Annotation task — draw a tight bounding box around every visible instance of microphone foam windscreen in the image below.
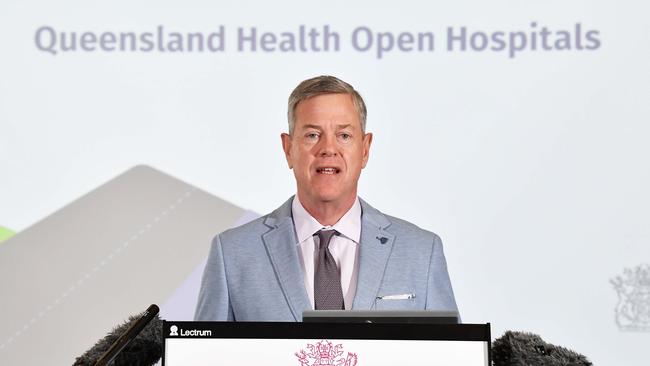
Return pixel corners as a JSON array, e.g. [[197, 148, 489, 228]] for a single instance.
[[73, 313, 163, 366], [492, 331, 592, 366]]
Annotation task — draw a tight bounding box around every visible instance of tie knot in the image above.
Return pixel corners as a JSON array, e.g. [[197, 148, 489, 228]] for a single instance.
[[315, 229, 338, 249]]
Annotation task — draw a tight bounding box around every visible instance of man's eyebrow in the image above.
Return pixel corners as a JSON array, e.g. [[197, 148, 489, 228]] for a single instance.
[[299, 123, 355, 130], [300, 124, 323, 130]]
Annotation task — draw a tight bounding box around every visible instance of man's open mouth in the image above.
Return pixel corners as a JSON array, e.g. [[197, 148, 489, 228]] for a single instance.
[[316, 167, 341, 174]]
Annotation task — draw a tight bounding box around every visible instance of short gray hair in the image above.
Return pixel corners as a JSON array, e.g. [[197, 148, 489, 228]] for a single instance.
[[287, 75, 367, 134]]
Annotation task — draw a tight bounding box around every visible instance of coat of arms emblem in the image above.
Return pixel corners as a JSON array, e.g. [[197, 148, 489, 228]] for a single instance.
[[295, 340, 358, 366], [610, 263, 650, 331]]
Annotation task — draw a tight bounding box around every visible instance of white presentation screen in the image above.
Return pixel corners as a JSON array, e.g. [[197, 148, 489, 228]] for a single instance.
[[1, 1, 649, 365]]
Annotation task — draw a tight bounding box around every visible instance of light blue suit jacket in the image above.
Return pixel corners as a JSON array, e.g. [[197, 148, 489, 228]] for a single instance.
[[195, 197, 458, 321]]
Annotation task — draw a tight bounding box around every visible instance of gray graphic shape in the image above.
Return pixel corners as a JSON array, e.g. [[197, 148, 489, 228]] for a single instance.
[[0, 165, 254, 365], [158, 209, 259, 321]]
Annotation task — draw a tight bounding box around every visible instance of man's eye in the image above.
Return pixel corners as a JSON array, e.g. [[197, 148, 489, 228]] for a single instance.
[[306, 133, 319, 140], [340, 133, 351, 140]]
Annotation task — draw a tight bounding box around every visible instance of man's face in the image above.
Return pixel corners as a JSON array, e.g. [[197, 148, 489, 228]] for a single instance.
[[281, 93, 372, 208]]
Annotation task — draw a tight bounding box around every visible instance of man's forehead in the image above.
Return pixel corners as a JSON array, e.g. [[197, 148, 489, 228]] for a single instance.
[[294, 95, 361, 128]]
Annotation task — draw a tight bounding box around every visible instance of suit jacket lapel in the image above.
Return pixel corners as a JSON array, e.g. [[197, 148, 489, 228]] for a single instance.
[[262, 197, 311, 321], [352, 199, 395, 310]]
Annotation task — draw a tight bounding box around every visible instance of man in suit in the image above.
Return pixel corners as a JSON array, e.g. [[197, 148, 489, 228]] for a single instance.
[[195, 76, 458, 321]]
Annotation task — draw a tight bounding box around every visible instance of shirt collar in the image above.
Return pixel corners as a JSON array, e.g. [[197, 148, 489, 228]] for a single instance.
[[291, 195, 362, 244]]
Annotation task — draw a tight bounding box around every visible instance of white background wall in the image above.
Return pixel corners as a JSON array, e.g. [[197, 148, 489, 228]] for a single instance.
[[1, 0, 649, 364]]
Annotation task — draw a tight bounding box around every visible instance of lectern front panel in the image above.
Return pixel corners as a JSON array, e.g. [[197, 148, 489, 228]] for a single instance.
[[162, 321, 490, 366]]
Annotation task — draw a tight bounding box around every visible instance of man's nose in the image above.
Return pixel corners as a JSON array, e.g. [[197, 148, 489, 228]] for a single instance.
[[317, 134, 337, 157]]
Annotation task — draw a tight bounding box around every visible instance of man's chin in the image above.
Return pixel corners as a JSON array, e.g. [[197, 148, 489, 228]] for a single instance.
[[300, 188, 340, 203], [299, 185, 355, 206]]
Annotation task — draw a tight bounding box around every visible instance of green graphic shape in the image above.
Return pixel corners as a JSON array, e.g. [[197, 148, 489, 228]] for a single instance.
[[0, 225, 15, 242]]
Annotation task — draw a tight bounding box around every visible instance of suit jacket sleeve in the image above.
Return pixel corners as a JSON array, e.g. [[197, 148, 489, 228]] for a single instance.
[[194, 234, 234, 321], [426, 234, 460, 319]]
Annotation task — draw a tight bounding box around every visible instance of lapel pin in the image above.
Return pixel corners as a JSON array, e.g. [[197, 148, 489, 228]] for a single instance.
[[376, 236, 388, 244]]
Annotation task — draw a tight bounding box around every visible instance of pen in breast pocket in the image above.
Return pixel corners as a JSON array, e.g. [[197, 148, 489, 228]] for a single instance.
[[376, 293, 416, 300]]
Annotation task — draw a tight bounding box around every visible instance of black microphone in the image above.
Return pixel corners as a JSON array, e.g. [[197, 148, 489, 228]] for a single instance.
[[74, 304, 163, 366], [492, 330, 592, 366]]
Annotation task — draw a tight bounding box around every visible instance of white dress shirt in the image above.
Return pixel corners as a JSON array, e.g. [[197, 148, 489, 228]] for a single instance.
[[291, 195, 361, 310]]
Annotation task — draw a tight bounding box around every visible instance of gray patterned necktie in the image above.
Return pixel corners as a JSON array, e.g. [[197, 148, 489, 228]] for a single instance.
[[314, 229, 345, 310]]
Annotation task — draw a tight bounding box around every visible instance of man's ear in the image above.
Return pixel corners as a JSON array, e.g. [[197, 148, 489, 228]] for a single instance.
[[281, 133, 293, 169], [361, 132, 373, 168]]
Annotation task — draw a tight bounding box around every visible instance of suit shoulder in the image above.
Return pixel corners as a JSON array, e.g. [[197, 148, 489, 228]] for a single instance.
[[215, 214, 270, 245], [361, 198, 440, 243], [214, 197, 293, 249], [383, 213, 441, 243]]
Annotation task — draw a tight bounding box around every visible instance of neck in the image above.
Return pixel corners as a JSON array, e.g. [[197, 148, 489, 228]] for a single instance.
[[298, 194, 357, 226]]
